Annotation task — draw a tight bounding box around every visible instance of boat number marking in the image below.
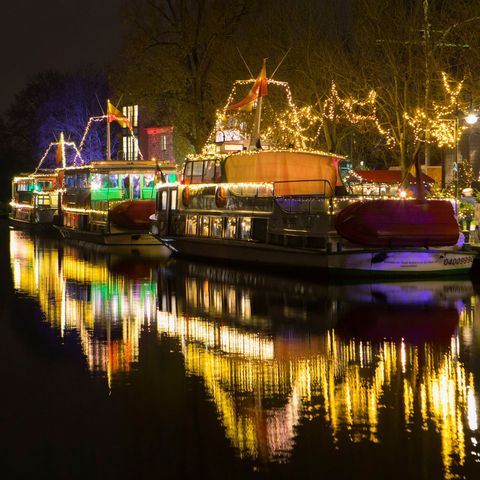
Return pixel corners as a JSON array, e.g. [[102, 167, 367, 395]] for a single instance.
[[443, 256, 474, 266]]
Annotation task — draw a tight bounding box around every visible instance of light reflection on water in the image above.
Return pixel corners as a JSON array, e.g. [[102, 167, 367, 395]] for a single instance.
[[8, 228, 480, 478]]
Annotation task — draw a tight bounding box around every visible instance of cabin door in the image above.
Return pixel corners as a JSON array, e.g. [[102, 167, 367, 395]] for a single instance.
[[156, 185, 177, 235]]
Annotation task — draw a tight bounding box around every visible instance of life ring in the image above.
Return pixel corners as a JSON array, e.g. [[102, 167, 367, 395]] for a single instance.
[[215, 186, 228, 208], [182, 186, 191, 207]]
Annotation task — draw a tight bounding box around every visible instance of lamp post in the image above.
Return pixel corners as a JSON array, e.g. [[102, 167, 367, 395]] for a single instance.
[[452, 111, 478, 200]]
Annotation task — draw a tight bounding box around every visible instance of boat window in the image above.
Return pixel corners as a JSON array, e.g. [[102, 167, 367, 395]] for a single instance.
[[141, 174, 156, 200], [183, 162, 193, 184], [91, 174, 101, 190], [18, 191, 33, 204], [191, 162, 204, 184], [36, 180, 53, 191], [203, 161, 216, 182], [225, 217, 237, 239], [17, 183, 30, 192], [144, 174, 154, 188], [161, 191, 168, 211], [121, 175, 130, 199], [211, 217, 224, 238], [109, 174, 119, 188], [214, 160, 222, 182], [186, 215, 198, 235], [36, 195, 50, 206], [76, 174, 88, 189], [132, 175, 141, 199], [239, 217, 252, 240], [199, 216, 210, 236]]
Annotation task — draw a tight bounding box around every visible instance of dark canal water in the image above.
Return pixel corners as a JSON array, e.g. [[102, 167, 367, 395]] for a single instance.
[[2, 219, 480, 479]]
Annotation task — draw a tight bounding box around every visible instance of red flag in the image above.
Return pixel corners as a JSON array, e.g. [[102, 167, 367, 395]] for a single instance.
[[228, 62, 268, 111], [107, 100, 132, 129]]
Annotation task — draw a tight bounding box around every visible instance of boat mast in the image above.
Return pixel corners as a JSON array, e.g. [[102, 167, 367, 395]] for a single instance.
[[250, 58, 267, 150], [251, 96, 263, 149], [106, 99, 111, 160]]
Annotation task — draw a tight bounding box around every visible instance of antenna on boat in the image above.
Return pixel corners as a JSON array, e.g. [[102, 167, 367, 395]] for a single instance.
[[270, 48, 291, 80], [95, 94, 105, 115], [236, 47, 254, 77]]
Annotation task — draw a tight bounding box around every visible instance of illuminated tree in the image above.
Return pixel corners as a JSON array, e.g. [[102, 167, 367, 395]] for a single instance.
[[35, 69, 111, 167], [355, 0, 480, 173], [5, 69, 111, 171]]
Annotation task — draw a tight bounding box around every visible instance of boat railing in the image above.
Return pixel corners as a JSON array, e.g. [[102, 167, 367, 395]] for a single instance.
[[273, 179, 333, 214], [181, 182, 275, 212]]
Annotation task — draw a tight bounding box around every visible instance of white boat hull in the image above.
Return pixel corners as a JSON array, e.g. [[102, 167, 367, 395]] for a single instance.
[[58, 226, 163, 246], [327, 249, 475, 276], [159, 236, 475, 277]]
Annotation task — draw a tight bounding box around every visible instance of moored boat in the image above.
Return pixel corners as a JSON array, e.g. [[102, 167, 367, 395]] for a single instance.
[[149, 63, 475, 277], [57, 160, 177, 246], [9, 171, 60, 231], [151, 150, 475, 277]]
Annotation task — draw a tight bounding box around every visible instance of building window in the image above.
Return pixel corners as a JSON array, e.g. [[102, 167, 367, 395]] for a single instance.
[[123, 135, 139, 161], [122, 105, 138, 128], [160, 135, 167, 151]]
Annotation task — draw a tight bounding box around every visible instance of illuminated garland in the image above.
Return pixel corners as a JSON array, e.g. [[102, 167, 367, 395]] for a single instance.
[[187, 148, 342, 162], [34, 138, 83, 173], [203, 78, 323, 153], [75, 115, 144, 163], [322, 82, 377, 124], [404, 73, 465, 148]]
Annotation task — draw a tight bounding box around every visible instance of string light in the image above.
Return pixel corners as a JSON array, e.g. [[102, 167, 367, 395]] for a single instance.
[[75, 114, 144, 163], [404, 73, 465, 147], [34, 139, 83, 173]]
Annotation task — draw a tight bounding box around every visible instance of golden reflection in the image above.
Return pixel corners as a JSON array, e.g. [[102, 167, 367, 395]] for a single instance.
[[156, 268, 480, 476], [9, 231, 480, 476], [9, 230, 156, 385]]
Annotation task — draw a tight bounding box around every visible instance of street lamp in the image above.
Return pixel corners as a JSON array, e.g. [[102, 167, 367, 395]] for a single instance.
[[466, 112, 478, 125]]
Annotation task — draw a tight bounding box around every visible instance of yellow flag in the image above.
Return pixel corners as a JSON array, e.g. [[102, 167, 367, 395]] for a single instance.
[[107, 100, 132, 129]]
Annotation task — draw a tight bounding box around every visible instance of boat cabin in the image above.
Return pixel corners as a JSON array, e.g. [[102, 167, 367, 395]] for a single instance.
[[60, 160, 178, 234], [10, 173, 59, 225], [344, 169, 435, 197]]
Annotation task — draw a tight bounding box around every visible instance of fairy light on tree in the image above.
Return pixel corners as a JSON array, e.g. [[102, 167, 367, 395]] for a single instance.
[[404, 73, 464, 148], [319, 82, 379, 153], [203, 76, 321, 152], [203, 77, 378, 155]]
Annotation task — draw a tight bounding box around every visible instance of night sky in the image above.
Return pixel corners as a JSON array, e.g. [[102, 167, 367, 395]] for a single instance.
[[0, 0, 123, 114]]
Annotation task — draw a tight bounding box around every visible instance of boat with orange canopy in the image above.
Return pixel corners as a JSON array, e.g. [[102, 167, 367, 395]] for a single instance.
[[150, 65, 475, 276]]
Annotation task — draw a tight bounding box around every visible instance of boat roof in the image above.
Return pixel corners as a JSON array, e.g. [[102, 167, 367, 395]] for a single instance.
[[13, 171, 57, 181], [224, 150, 339, 196], [350, 170, 435, 184], [60, 160, 176, 173]]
